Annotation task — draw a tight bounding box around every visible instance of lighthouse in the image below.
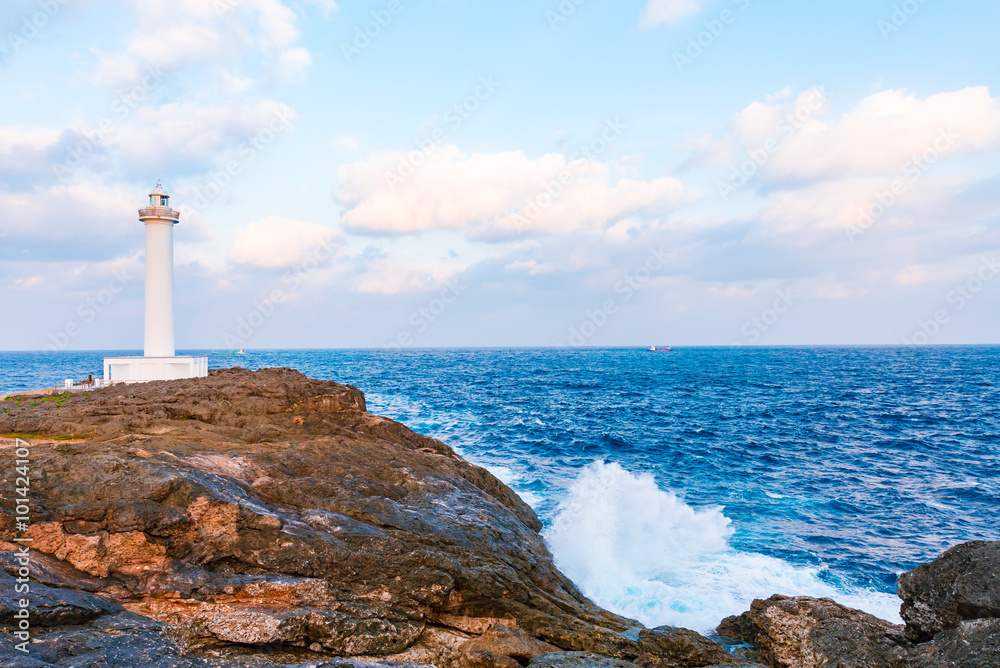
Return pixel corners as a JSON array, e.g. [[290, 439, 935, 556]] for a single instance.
[[103, 185, 208, 384], [142, 183, 178, 357]]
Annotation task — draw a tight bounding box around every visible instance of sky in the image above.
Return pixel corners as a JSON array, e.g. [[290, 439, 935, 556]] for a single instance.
[[1, 0, 999, 350]]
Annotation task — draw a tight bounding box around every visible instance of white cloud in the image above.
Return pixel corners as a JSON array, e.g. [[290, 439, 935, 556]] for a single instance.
[[0, 126, 70, 191], [1, 98, 297, 185], [92, 0, 308, 87], [304, 0, 339, 17], [331, 134, 359, 152], [686, 85, 1000, 255], [112, 100, 296, 175], [0, 183, 143, 244], [272, 47, 312, 83], [0, 180, 214, 260], [705, 86, 1000, 184], [771, 87, 1000, 181], [754, 174, 970, 239], [352, 258, 467, 295], [333, 144, 689, 240], [229, 217, 339, 269], [0, 127, 61, 152], [640, 0, 705, 28]]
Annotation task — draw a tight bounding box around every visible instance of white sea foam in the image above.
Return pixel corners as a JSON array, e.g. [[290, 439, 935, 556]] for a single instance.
[[544, 461, 902, 634], [482, 464, 545, 508]]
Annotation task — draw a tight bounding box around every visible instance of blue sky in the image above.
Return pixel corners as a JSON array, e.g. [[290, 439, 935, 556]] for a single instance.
[[1, 0, 998, 350]]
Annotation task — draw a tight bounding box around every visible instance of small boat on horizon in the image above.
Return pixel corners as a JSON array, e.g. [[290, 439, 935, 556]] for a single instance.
[[647, 346, 672, 352]]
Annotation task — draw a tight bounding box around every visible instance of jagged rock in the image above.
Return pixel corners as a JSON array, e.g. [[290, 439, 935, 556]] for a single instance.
[[0, 368, 717, 668], [0, 547, 125, 592], [457, 623, 561, 663], [907, 618, 1000, 668], [308, 661, 438, 668], [0, 568, 123, 627], [356, 625, 479, 667], [716, 596, 910, 668], [181, 605, 424, 654], [525, 619, 643, 659], [898, 541, 1000, 642], [0, 611, 198, 667], [634, 626, 743, 667], [528, 652, 640, 668], [455, 649, 522, 668]]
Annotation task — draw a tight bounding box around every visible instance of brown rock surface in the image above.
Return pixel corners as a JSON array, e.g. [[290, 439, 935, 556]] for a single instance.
[[907, 618, 1000, 668], [897, 541, 1000, 643], [716, 595, 911, 668], [718, 583, 1000, 668], [0, 368, 736, 668], [634, 626, 743, 667], [528, 652, 641, 668], [457, 622, 561, 662]]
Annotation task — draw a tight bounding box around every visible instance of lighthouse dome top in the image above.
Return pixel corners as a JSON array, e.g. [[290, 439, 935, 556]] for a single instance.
[[148, 182, 170, 207], [139, 182, 180, 223]]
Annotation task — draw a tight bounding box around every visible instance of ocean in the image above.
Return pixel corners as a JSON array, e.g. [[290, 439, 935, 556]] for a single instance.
[[3, 347, 998, 634]]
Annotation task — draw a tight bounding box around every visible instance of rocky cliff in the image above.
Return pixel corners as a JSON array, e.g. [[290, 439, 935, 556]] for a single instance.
[[0, 368, 748, 668]]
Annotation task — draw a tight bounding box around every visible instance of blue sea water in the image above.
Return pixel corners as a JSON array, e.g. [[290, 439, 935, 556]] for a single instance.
[[3, 347, 999, 633]]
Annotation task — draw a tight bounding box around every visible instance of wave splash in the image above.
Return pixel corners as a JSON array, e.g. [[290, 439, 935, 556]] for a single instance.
[[544, 461, 901, 633]]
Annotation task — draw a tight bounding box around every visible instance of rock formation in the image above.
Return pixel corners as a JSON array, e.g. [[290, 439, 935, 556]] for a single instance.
[[897, 541, 1000, 643], [0, 368, 748, 668], [717, 542, 1000, 667]]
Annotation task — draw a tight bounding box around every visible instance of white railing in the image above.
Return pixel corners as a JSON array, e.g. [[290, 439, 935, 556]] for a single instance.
[[62, 377, 113, 391], [138, 206, 180, 219]]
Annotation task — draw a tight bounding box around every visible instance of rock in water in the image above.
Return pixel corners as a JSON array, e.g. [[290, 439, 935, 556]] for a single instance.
[[716, 596, 911, 668], [898, 541, 1000, 642], [0, 368, 737, 668], [719, 542, 1000, 668]]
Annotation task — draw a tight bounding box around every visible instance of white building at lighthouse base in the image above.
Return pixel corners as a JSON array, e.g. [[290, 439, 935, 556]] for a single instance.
[[103, 355, 208, 384]]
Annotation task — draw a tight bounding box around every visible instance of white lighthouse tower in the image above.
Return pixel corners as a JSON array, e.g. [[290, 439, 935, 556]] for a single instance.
[[103, 184, 208, 384], [141, 183, 178, 358]]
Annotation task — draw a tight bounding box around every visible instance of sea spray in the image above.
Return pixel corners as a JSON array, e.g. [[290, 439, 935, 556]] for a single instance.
[[544, 461, 902, 633]]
